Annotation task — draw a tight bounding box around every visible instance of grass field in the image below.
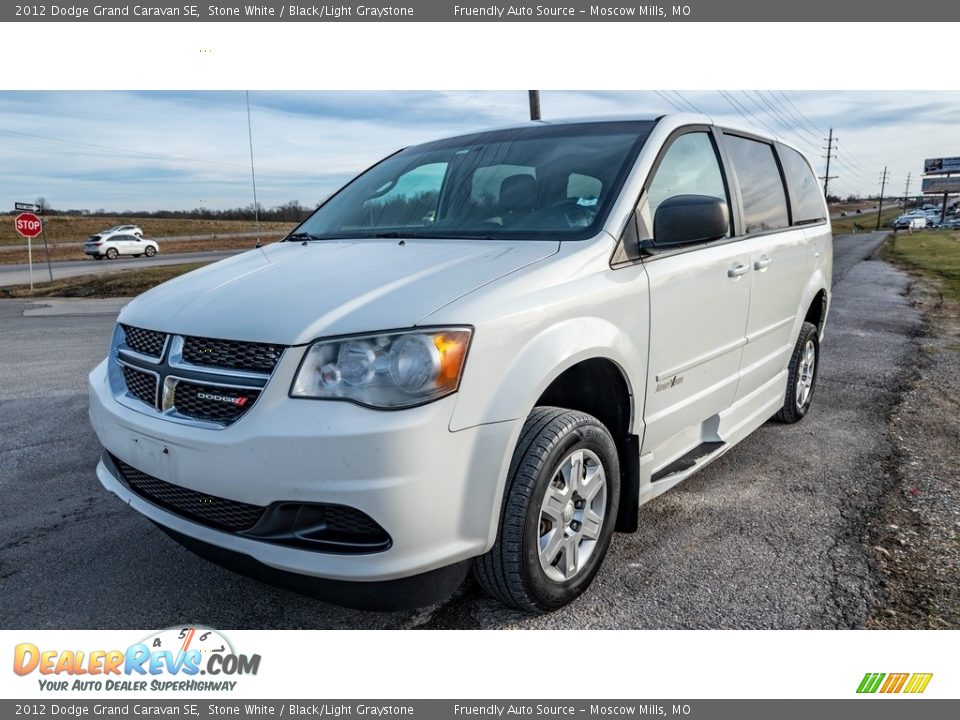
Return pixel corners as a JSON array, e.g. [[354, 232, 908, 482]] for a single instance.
[[0, 215, 295, 245], [886, 230, 960, 300], [0, 235, 271, 265], [0, 264, 203, 299], [831, 207, 902, 234]]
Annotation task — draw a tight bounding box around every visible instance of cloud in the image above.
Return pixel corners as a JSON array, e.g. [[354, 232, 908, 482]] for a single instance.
[[0, 90, 957, 209]]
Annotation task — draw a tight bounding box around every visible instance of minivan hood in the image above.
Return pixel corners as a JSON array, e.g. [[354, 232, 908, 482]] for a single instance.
[[118, 239, 559, 345]]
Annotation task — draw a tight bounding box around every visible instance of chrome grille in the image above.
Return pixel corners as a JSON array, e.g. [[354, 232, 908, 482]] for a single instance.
[[173, 381, 262, 424], [181, 336, 284, 374], [121, 324, 166, 357], [112, 325, 288, 428], [121, 365, 158, 408]]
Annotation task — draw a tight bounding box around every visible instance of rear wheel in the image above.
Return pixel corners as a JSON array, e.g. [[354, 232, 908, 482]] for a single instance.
[[105, 248, 118, 259], [93, 255, 104, 260], [774, 321, 819, 423], [474, 407, 620, 612]]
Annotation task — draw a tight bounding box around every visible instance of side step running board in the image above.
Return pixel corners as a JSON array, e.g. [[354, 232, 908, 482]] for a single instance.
[[651, 441, 725, 482]]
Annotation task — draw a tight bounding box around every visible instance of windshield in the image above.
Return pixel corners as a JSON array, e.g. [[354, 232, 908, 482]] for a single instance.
[[289, 121, 655, 241]]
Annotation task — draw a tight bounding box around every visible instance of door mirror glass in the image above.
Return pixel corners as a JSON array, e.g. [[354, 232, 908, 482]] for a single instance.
[[653, 194, 729, 247]]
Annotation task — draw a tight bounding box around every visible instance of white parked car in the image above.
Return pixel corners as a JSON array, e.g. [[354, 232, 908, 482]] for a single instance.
[[88, 115, 833, 612], [84, 233, 158, 259]]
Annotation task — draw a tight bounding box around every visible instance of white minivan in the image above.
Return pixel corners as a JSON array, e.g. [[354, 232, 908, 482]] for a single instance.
[[89, 114, 832, 612]]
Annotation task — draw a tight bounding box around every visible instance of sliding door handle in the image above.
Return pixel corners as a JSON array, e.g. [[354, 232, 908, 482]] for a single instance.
[[754, 256, 772, 271], [727, 263, 750, 278]]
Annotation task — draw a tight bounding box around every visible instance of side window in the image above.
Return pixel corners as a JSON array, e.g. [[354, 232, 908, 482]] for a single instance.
[[638, 132, 729, 240], [778, 145, 826, 225], [723, 134, 790, 234]]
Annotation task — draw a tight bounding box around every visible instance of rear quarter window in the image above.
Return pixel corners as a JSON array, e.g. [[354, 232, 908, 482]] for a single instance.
[[778, 145, 827, 225], [723, 134, 790, 234]]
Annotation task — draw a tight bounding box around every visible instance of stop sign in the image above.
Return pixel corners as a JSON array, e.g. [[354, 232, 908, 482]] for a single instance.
[[15, 212, 43, 238]]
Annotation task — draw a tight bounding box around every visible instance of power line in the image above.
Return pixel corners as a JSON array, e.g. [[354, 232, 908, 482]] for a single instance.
[[762, 91, 821, 144], [778, 90, 879, 175], [653, 90, 685, 112], [718, 90, 782, 139], [748, 91, 873, 185], [778, 91, 826, 138], [671, 90, 703, 114]]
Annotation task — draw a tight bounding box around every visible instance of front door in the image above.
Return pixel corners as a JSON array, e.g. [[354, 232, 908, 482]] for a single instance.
[[638, 130, 751, 455]]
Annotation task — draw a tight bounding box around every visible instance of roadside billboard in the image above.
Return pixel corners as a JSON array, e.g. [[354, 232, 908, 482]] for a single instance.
[[921, 176, 960, 193], [923, 156, 960, 175]]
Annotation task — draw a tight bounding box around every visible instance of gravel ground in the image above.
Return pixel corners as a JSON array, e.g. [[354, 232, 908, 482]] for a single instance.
[[869, 271, 960, 628], [0, 232, 936, 630]]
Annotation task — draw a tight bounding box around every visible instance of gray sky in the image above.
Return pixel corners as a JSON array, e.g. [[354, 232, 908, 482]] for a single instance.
[[1, 90, 956, 211]]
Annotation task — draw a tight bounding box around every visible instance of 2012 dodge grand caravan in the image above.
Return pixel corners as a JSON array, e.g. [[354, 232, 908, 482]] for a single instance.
[[89, 114, 832, 612]]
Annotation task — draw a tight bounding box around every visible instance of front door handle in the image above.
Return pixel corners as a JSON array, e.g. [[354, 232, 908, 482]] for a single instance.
[[727, 263, 750, 278], [754, 256, 772, 271]]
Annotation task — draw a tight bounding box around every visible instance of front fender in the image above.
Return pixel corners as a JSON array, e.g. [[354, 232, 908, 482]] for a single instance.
[[449, 314, 646, 433]]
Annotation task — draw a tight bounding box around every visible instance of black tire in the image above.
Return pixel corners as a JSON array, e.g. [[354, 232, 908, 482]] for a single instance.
[[93, 255, 104, 260], [134, 254, 142, 258], [774, 321, 820, 423], [105, 248, 118, 259], [474, 407, 620, 612], [144, 246, 157, 257]]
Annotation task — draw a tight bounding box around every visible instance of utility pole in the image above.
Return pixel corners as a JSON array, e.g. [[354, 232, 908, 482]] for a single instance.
[[528, 90, 541, 121], [876, 166, 889, 231], [903, 172, 911, 211], [820, 128, 838, 199]]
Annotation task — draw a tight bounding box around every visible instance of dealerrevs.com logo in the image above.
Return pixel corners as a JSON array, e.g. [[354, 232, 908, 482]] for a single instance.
[[13, 627, 261, 692], [856, 672, 933, 694]]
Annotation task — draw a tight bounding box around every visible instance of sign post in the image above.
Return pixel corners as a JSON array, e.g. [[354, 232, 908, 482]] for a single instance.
[[14, 212, 43, 291], [39, 223, 54, 282]]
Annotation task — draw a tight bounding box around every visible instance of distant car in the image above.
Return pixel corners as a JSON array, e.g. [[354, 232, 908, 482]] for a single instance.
[[840, 211, 847, 217], [855, 209, 862, 214], [97, 225, 144, 240], [85, 233, 158, 260]]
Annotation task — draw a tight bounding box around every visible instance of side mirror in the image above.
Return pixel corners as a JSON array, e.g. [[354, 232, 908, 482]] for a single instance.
[[653, 194, 729, 247]]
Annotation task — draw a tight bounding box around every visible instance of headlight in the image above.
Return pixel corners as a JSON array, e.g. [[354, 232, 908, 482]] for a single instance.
[[290, 328, 472, 408]]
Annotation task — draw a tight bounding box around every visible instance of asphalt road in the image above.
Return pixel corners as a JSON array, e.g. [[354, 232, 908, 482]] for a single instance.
[[0, 250, 240, 287], [0, 231, 921, 629]]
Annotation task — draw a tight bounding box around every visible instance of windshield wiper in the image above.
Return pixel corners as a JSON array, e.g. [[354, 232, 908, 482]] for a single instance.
[[371, 231, 422, 239], [285, 232, 324, 243]]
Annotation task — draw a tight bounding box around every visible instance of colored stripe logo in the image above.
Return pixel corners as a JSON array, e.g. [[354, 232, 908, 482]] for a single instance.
[[857, 672, 933, 694]]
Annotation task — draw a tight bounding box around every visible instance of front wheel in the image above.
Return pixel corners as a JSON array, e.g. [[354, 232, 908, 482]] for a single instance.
[[474, 407, 620, 612], [774, 321, 820, 423], [144, 246, 157, 257]]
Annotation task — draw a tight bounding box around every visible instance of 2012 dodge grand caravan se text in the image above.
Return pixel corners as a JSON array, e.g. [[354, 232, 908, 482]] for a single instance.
[[89, 114, 832, 612]]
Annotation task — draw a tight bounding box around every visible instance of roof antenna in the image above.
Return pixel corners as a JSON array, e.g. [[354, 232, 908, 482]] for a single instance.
[[245, 90, 262, 248]]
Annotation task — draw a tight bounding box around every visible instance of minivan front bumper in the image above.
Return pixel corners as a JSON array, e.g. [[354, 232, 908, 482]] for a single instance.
[[88, 357, 520, 598]]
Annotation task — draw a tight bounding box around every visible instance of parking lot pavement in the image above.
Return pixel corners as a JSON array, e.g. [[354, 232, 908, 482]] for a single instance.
[[0, 232, 919, 629]]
